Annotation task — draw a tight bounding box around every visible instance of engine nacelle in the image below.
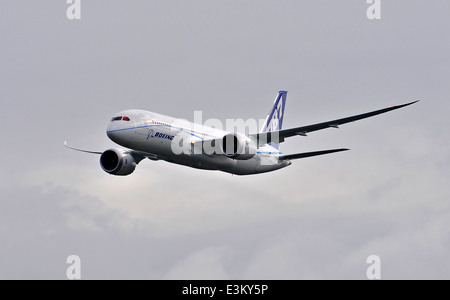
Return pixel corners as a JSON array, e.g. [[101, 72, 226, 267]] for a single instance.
[[100, 148, 139, 176], [221, 133, 257, 160]]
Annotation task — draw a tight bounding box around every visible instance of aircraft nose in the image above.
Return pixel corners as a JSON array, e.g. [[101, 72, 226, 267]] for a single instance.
[[106, 122, 119, 140]]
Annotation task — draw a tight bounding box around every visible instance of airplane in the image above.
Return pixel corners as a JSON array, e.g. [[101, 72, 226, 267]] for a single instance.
[[65, 91, 418, 176]]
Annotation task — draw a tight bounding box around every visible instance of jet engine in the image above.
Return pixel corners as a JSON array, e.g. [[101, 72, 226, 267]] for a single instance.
[[100, 149, 141, 176], [221, 133, 257, 160]]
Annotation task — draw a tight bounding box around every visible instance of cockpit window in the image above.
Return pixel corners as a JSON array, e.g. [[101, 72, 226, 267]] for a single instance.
[[111, 116, 131, 121]]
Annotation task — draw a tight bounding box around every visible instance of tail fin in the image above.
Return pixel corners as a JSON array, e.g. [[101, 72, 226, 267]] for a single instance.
[[260, 91, 287, 149]]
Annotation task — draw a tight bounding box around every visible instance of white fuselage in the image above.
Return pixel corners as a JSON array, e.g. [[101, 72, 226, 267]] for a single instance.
[[106, 109, 290, 175]]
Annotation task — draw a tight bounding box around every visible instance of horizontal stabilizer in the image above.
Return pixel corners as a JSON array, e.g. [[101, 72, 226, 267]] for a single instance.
[[279, 148, 349, 161]]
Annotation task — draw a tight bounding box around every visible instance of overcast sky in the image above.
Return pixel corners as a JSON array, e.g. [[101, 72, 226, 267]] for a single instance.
[[1, 0, 449, 279]]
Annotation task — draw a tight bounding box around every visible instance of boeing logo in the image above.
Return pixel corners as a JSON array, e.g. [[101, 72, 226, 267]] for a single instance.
[[153, 131, 174, 141]]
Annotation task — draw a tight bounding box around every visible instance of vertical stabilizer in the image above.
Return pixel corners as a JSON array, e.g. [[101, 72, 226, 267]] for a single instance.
[[260, 91, 287, 149]]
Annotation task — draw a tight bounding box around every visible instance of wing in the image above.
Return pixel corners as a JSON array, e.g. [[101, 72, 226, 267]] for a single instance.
[[250, 101, 419, 145], [130, 150, 160, 161], [64, 141, 160, 161], [64, 141, 103, 154]]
